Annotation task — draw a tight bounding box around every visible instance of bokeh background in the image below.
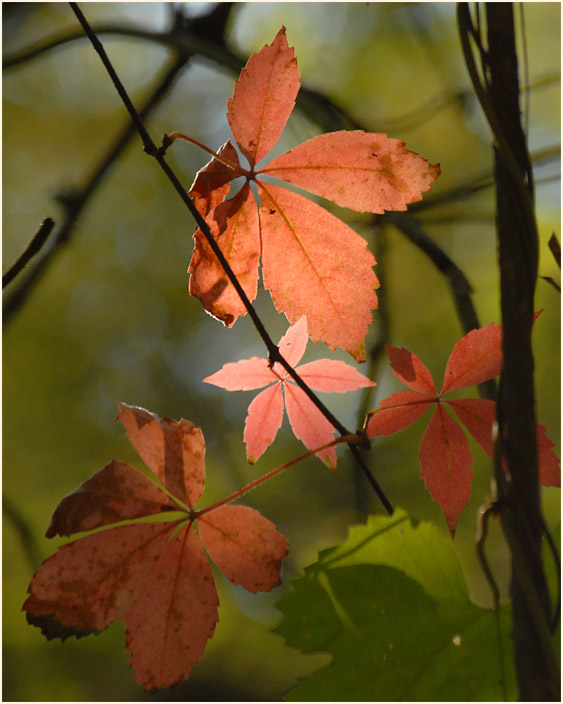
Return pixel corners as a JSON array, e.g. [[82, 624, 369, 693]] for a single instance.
[[3, 2, 560, 700]]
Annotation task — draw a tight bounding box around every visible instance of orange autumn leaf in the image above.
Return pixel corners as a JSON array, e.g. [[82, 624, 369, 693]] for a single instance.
[[24, 404, 288, 692], [187, 27, 439, 361]]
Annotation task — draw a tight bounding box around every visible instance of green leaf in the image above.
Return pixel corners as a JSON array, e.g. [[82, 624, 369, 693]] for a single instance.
[[276, 510, 516, 701]]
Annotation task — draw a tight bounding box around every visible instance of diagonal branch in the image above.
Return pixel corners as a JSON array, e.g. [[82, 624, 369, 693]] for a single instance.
[[68, 1, 393, 516], [2, 217, 54, 289]]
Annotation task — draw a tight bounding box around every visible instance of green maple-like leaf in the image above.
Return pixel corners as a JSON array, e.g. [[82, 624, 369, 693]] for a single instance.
[[275, 510, 518, 701]]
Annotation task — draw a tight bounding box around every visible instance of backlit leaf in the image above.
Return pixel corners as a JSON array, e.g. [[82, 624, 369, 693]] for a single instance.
[[25, 523, 175, 637], [365, 322, 560, 533], [46, 459, 178, 538], [259, 182, 378, 362], [189, 140, 240, 216], [187, 28, 439, 358], [260, 130, 440, 213], [205, 317, 375, 465], [117, 403, 205, 510], [244, 383, 285, 464], [441, 323, 503, 394], [25, 407, 288, 691], [227, 26, 300, 168], [418, 406, 473, 536], [284, 382, 338, 469], [198, 505, 289, 592], [386, 345, 436, 395], [189, 182, 260, 327], [366, 390, 431, 437], [125, 524, 219, 691], [296, 359, 376, 393]]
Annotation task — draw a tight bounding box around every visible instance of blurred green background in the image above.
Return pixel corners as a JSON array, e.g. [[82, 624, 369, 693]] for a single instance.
[[3, 2, 560, 700]]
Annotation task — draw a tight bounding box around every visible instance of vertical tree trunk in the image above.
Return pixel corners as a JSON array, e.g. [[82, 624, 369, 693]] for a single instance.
[[486, 4, 559, 700]]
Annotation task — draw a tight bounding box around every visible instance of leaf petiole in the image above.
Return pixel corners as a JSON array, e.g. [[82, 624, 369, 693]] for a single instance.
[[165, 131, 253, 177], [195, 434, 363, 519]]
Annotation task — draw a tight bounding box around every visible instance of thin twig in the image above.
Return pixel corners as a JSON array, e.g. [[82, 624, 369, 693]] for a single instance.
[[475, 500, 507, 701], [195, 435, 360, 519], [69, 1, 393, 515], [2, 217, 54, 288]]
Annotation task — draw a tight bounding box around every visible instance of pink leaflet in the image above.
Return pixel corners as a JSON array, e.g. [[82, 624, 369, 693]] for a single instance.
[[189, 140, 240, 217], [274, 314, 308, 369], [297, 358, 376, 393], [205, 317, 374, 465], [283, 382, 337, 469], [244, 383, 285, 464], [441, 323, 503, 394], [198, 505, 289, 593], [204, 357, 274, 391], [419, 405, 473, 536], [188, 182, 260, 327], [366, 390, 432, 437], [125, 524, 219, 692], [260, 130, 440, 214], [227, 27, 300, 168], [385, 345, 437, 395], [117, 403, 205, 511], [258, 181, 378, 362], [24, 522, 175, 636], [46, 459, 178, 538]]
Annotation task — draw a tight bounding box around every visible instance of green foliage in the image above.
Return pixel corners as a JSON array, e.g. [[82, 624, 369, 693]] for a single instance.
[[276, 510, 517, 701]]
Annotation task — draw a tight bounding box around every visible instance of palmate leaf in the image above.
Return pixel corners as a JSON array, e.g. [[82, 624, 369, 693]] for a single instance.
[[276, 510, 517, 702], [259, 130, 440, 214], [24, 404, 288, 692], [187, 27, 439, 361], [204, 316, 375, 468], [366, 323, 560, 534]]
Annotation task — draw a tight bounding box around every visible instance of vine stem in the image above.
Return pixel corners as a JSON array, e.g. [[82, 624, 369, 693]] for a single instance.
[[68, 1, 393, 515], [166, 131, 252, 176], [195, 435, 359, 519]]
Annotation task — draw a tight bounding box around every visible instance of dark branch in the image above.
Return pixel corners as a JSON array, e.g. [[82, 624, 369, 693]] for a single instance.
[[68, 2, 393, 515], [2, 217, 54, 289], [458, 4, 559, 698]]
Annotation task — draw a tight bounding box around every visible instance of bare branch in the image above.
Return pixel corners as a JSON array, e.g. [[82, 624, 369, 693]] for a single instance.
[[68, 1, 393, 515], [2, 217, 54, 289]]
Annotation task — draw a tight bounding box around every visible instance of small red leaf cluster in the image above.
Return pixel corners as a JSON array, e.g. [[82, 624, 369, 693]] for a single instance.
[[204, 316, 375, 468], [188, 27, 439, 361], [24, 404, 288, 691], [366, 323, 560, 534]]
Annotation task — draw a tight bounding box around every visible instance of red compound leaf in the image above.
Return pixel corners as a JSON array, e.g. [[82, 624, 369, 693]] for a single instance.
[[25, 405, 288, 691], [187, 27, 439, 361], [366, 323, 560, 534]]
